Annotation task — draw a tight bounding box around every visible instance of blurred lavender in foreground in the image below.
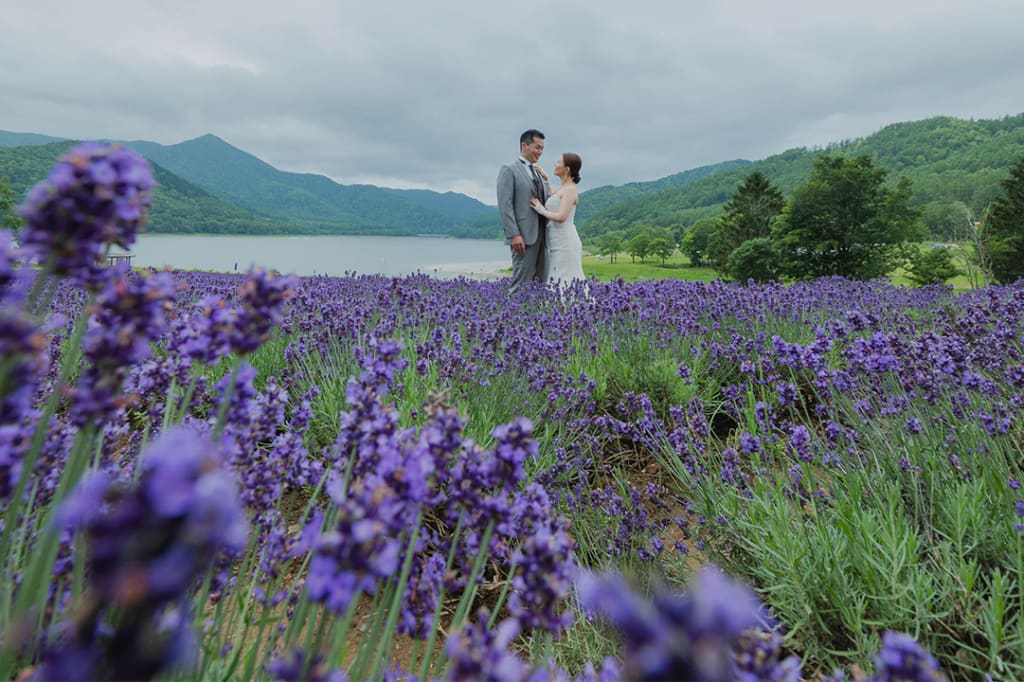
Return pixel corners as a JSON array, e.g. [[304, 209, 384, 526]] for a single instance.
[[18, 141, 154, 288], [27, 426, 247, 681], [266, 649, 348, 682], [577, 566, 791, 682], [445, 613, 529, 682], [868, 631, 947, 682], [0, 305, 47, 500]]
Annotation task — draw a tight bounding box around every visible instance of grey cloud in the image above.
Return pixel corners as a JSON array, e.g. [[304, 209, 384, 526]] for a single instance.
[[2, 1, 1024, 203]]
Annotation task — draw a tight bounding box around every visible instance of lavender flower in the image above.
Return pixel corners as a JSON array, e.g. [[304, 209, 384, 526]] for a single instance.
[[507, 484, 576, 635], [59, 426, 248, 604], [170, 293, 241, 364], [0, 292, 50, 505], [303, 478, 403, 614], [577, 566, 768, 681], [0, 230, 33, 301], [0, 306, 47, 423], [489, 417, 539, 489], [33, 426, 247, 681], [398, 551, 446, 639], [230, 267, 298, 354], [266, 649, 347, 682], [445, 613, 529, 682], [733, 630, 802, 681], [69, 265, 176, 425], [19, 141, 153, 286], [869, 631, 947, 682]]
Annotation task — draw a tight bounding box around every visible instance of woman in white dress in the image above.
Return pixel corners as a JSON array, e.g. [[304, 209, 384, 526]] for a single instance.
[[530, 153, 585, 285]]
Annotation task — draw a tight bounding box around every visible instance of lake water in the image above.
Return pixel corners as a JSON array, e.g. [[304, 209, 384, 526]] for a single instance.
[[120, 234, 511, 278]]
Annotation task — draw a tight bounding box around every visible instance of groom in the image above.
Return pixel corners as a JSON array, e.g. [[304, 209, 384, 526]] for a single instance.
[[497, 129, 548, 292]]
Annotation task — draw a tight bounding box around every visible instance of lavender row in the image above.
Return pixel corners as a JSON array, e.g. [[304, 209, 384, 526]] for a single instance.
[[3, 141, 1003, 679]]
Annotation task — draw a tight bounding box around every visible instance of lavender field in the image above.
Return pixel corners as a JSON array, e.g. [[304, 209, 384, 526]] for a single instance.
[[3, 143, 1022, 681]]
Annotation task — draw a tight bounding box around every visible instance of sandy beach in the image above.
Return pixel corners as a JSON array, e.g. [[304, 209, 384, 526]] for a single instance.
[[426, 260, 510, 280]]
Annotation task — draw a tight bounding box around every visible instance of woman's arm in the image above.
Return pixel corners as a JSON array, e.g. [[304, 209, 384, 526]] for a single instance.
[[531, 187, 577, 223]]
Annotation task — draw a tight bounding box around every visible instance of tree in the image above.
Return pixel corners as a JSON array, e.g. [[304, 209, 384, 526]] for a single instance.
[[679, 217, 717, 267], [921, 201, 970, 241], [981, 154, 1024, 283], [906, 246, 962, 286], [598, 231, 623, 263], [726, 238, 779, 283], [649, 237, 674, 265], [0, 176, 21, 232], [627, 232, 651, 263], [773, 155, 924, 280], [710, 171, 785, 271]]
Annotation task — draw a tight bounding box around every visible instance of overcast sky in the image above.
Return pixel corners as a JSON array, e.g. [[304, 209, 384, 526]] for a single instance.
[[3, 1, 1023, 204]]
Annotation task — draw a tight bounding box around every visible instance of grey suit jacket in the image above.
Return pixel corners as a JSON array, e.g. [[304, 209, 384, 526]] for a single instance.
[[497, 159, 547, 246]]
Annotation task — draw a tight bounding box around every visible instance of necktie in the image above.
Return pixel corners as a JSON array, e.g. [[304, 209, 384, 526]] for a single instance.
[[526, 162, 542, 197]]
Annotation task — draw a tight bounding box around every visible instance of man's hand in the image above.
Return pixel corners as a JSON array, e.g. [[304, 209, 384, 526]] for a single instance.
[[510, 235, 526, 254]]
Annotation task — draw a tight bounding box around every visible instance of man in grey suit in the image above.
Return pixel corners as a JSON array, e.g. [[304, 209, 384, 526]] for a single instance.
[[497, 129, 548, 292]]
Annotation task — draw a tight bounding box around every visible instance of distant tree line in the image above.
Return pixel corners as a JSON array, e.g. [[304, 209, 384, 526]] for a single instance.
[[577, 113, 1024, 246], [592, 151, 1024, 286]]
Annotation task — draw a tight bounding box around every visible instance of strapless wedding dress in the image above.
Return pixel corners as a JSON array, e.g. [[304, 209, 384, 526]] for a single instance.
[[543, 194, 585, 284]]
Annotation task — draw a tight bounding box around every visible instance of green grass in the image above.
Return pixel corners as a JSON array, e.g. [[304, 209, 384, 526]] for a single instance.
[[583, 252, 718, 282], [586, 245, 982, 290], [887, 266, 973, 291]]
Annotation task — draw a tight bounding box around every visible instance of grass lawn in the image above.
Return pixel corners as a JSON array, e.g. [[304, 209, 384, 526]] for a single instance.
[[585, 246, 980, 291], [583, 253, 718, 282]]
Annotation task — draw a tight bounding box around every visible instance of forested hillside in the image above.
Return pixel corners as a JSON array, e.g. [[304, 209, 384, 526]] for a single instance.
[[0, 142, 331, 235], [125, 135, 492, 233], [3, 113, 1022, 240], [578, 113, 1024, 240], [0, 132, 493, 235], [0, 131, 65, 147]]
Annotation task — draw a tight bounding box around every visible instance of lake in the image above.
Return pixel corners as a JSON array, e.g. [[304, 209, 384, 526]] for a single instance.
[[119, 234, 511, 278]]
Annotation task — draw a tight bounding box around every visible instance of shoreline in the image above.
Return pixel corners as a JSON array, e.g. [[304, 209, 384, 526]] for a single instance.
[[426, 260, 509, 281]]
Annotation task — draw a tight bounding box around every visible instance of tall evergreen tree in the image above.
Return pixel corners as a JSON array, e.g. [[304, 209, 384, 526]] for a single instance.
[[982, 154, 1024, 283], [710, 171, 785, 270], [773, 155, 923, 280]]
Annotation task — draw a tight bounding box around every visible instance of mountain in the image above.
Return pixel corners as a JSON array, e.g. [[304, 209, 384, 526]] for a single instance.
[[574, 159, 752, 224], [0, 131, 65, 147], [382, 187, 495, 222], [0, 130, 493, 235], [0, 141, 312, 235], [123, 134, 492, 233], [4, 113, 1024, 240], [578, 113, 1024, 240]]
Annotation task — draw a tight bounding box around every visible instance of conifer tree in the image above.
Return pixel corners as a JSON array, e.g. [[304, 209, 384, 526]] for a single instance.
[[982, 154, 1024, 283]]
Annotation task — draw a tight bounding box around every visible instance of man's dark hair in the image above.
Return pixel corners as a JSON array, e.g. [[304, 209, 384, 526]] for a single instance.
[[520, 129, 545, 146]]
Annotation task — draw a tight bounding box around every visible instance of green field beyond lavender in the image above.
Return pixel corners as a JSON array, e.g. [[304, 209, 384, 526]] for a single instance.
[[5, 143, 1024, 681]]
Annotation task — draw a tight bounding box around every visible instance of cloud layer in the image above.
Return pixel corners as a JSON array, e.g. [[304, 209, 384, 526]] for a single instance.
[[4, 1, 1024, 203]]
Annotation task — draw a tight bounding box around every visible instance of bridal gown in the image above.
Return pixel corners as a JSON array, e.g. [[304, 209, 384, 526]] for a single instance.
[[543, 194, 585, 284]]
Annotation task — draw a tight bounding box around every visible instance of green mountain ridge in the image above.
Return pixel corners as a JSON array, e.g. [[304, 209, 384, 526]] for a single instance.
[[0, 131, 66, 147], [4, 112, 1024, 240], [578, 113, 1024, 240], [0, 131, 494, 235], [0, 141, 311, 235], [123, 134, 493, 233]]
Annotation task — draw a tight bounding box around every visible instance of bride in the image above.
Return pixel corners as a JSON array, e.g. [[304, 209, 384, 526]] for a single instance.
[[530, 153, 585, 285]]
